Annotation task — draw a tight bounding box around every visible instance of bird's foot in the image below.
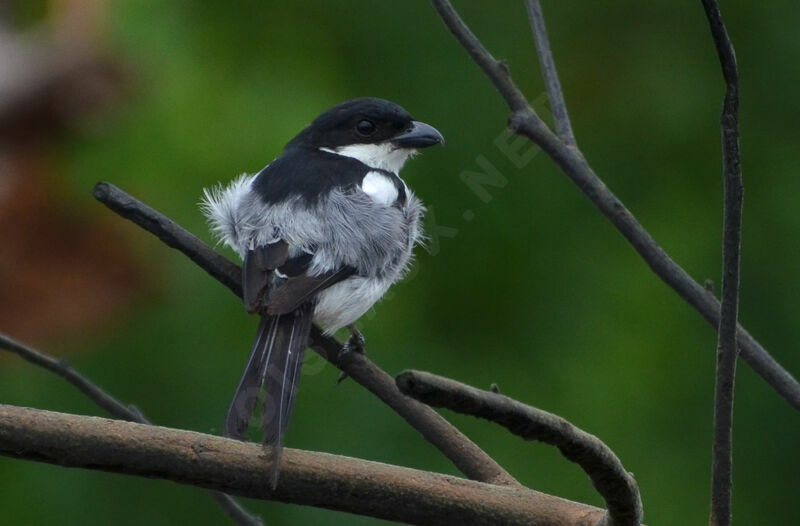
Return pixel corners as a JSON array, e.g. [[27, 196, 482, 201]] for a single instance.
[[337, 326, 366, 384]]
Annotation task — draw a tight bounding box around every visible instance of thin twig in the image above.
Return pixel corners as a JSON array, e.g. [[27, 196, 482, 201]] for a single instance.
[[92, 181, 518, 487], [0, 404, 612, 526], [429, 0, 530, 113], [701, 1, 743, 525], [427, 0, 800, 412], [0, 333, 263, 526], [210, 492, 263, 526], [0, 333, 142, 421], [397, 370, 643, 526], [524, 0, 576, 146]]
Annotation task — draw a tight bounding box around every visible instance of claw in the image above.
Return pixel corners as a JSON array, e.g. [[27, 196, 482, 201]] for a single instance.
[[336, 326, 366, 384], [347, 326, 366, 353]]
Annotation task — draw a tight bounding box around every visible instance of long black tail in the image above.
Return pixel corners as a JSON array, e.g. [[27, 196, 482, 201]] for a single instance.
[[223, 302, 314, 487]]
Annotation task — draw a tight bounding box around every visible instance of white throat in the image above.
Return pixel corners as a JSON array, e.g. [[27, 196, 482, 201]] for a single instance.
[[320, 143, 416, 174]]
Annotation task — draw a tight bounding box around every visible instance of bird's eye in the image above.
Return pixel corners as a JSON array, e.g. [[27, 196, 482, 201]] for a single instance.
[[355, 119, 377, 136]]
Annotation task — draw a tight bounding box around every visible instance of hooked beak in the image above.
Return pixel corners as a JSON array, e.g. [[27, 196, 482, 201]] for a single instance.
[[391, 121, 445, 148]]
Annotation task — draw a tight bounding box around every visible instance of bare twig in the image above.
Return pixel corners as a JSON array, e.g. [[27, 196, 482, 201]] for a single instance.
[[92, 181, 518, 487], [397, 370, 643, 526], [93, 183, 243, 298], [210, 492, 264, 526], [0, 404, 612, 526], [427, 0, 800, 412], [0, 332, 142, 421], [524, 0, 576, 146], [0, 333, 263, 526], [701, 1, 743, 525], [430, 0, 530, 114]]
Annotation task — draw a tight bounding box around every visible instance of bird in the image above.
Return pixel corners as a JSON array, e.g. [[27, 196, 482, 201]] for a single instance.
[[200, 97, 443, 486]]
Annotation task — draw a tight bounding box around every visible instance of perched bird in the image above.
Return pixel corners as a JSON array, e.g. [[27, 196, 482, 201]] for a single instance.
[[201, 98, 443, 486]]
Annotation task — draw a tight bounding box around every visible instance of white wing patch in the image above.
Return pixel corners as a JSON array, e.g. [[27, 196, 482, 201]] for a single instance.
[[361, 171, 399, 206]]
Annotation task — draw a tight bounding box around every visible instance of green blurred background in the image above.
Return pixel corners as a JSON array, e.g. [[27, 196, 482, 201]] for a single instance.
[[1, 1, 799, 524]]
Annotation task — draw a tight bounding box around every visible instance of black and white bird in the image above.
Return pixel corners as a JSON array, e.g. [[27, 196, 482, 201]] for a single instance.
[[201, 98, 443, 485]]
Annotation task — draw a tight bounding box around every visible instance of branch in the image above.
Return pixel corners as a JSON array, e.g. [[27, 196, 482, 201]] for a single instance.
[[91, 181, 517, 487], [428, 0, 800, 412], [701, 2, 743, 526], [524, 0, 576, 146], [0, 333, 263, 526], [92, 182, 243, 297], [0, 333, 142, 422], [397, 371, 643, 526], [0, 404, 612, 526]]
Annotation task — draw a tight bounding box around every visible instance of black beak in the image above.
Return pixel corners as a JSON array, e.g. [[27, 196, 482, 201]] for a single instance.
[[391, 121, 445, 148]]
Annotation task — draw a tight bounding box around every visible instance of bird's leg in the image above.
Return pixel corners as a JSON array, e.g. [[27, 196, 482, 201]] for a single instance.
[[344, 325, 366, 354], [336, 325, 366, 384]]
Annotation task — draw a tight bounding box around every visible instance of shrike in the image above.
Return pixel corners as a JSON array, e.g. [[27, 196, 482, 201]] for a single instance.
[[201, 98, 443, 485]]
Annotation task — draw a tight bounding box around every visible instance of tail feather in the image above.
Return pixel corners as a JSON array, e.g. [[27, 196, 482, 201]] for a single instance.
[[262, 302, 313, 487], [223, 315, 279, 439], [222, 304, 314, 488]]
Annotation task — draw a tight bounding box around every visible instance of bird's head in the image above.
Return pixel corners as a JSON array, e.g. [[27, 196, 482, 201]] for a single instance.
[[286, 98, 444, 174]]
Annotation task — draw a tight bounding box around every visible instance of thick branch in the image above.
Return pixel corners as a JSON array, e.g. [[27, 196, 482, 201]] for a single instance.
[[701, 1, 743, 526], [428, 0, 800, 412], [0, 404, 609, 526], [0, 333, 262, 526], [397, 371, 643, 526], [524, 0, 576, 146], [92, 181, 517, 487]]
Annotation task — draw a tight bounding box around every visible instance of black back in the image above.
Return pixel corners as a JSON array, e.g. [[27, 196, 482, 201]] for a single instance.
[[252, 146, 369, 205], [252, 146, 406, 206]]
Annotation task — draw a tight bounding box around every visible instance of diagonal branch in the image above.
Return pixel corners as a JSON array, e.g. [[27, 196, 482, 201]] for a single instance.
[[427, 0, 800, 412], [0, 333, 144, 422], [91, 181, 518, 487], [701, 2, 743, 526], [524, 0, 576, 146], [430, 0, 531, 114], [397, 370, 643, 526], [0, 333, 263, 526], [0, 404, 613, 526]]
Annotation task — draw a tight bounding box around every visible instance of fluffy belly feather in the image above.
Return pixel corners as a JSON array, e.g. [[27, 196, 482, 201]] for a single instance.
[[313, 275, 394, 333]]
